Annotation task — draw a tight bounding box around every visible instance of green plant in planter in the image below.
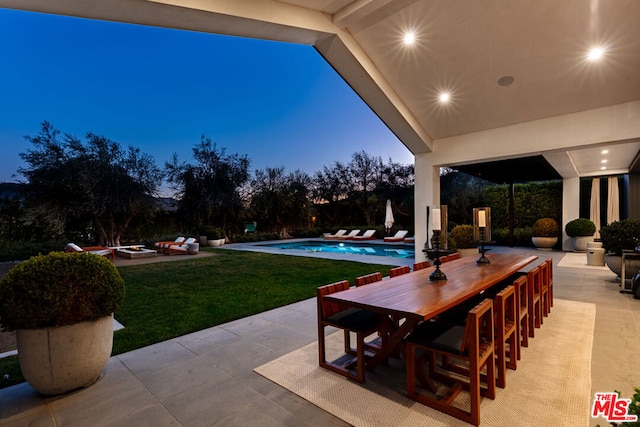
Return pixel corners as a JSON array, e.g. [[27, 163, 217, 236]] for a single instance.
[[532, 218, 559, 237], [200, 225, 220, 240], [0, 252, 125, 330], [208, 228, 221, 240], [565, 218, 596, 237], [600, 219, 640, 256], [450, 225, 476, 250]]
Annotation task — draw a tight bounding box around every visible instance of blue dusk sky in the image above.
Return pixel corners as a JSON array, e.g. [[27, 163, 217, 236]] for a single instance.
[[0, 8, 413, 189]]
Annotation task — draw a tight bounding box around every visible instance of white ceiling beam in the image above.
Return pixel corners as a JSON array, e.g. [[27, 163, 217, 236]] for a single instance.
[[430, 101, 640, 167], [334, 0, 391, 29]]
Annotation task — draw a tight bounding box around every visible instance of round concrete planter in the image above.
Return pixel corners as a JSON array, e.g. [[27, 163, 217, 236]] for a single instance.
[[604, 254, 640, 285], [532, 236, 558, 250], [208, 239, 221, 247], [570, 235, 595, 252], [17, 315, 114, 395]]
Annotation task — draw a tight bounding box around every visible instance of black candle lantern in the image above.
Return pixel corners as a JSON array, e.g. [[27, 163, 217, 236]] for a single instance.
[[473, 207, 491, 265], [428, 205, 448, 281]]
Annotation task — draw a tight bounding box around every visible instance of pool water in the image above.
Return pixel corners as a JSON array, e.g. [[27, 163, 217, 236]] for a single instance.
[[258, 240, 415, 259]]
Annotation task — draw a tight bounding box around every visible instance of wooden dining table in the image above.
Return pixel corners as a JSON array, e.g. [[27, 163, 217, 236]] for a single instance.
[[324, 253, 538, 369]]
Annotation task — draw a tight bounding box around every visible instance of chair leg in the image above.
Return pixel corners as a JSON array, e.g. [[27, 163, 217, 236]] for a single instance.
[[469, 356, 481, 426], [318, 324, 327, 366], [507, 332, 517, 371], [527, 301, 536, 338], [535, 297, 542, 329], [519, 314, 529, 359], [496, 338, 507, 389]]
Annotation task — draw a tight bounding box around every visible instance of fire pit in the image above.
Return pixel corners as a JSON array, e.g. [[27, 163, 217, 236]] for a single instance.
[[113, 246, 157, 259]]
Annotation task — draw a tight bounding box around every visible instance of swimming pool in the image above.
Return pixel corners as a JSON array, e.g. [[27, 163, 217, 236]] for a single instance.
[[257, 240, 415, 259]]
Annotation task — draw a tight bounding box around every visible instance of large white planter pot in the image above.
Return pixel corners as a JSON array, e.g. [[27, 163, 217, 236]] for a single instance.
[[17, 315, 114, 395], [208, 239, 221, 247], [531, 237, 558, 250], [571, 236, 595, 252]]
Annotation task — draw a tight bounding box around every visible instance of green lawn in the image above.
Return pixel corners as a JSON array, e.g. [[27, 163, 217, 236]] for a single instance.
[[0, 249, 394, 389]]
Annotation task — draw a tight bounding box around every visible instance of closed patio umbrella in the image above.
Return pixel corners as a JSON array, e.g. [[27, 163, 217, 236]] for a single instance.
[[385, 199, 394, 233]]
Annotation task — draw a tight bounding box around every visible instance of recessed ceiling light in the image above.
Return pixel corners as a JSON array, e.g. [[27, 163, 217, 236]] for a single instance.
[[601, 166, 607, 170], [587, 47, 605, 61], [601, 149, 609, 154], [497, 76, 515, 86], [601, 159, 608, 163], [439, 92, 450, 103], [403, 32, 415, 45]]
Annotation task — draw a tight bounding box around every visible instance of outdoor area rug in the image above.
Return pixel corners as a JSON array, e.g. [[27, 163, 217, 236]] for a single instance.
[[558, 252, 609, 271], [255, 298, 595, 426]]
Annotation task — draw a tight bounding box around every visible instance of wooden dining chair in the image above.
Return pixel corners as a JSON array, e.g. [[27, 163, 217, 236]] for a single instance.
[[526, 265, 543, 337], [547, 258, 554, 308], [355, 272, 383, 287], [389, 265, 411, 278], [406, 298, 496, 426], [447, 252, 462, 261], [439, 254, 452, 263], [413, 260, 431, 271], [493, 285, 517, 388], [540, 258, 553, 315], [317, 280, 382, 383], [512, 275, 529, 360]]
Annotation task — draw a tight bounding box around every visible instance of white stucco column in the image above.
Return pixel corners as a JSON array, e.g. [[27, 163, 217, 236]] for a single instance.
[[414, 153, 440, 262], [562, 177, 580, 251]]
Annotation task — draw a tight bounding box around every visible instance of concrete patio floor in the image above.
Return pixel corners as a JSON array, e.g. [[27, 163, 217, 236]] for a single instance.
[[0, 247, 639, 426]]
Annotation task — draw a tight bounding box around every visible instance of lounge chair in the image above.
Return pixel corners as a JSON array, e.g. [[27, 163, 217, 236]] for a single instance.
[[335, 229, 361, 240], [65, 243, 114, 260], [352, 230, 377, 241], [154, 236, 185, 249], [404, 236, 415, 243], [324, 229, 347, 240], [383, 230, 408, 242], [166, 237, 197, 255]]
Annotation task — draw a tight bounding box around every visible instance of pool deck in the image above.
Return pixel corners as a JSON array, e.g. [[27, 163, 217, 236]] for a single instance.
[[221, 238, 416, 267]]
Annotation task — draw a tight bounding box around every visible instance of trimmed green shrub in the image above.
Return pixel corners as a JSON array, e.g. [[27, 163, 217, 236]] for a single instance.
[[492, 227, 533, 247], [0, 252, 125, 330], [450, 225, 476, 250], [599, 219, 640, 256], [565, 218, 596, 237], [532, 218, 559, 237]]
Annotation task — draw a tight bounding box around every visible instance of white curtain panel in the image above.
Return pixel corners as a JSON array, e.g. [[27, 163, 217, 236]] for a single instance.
[[607, 177, 620, 225], [590, 178, 601, 238]]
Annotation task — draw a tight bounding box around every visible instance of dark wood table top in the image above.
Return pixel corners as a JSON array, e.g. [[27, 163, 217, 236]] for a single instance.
[[326, 253, 538, 322]]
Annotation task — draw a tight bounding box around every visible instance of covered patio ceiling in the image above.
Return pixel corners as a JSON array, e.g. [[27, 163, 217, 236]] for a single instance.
[[455, 156, 561, 185], [1, 0, 640, 179]]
